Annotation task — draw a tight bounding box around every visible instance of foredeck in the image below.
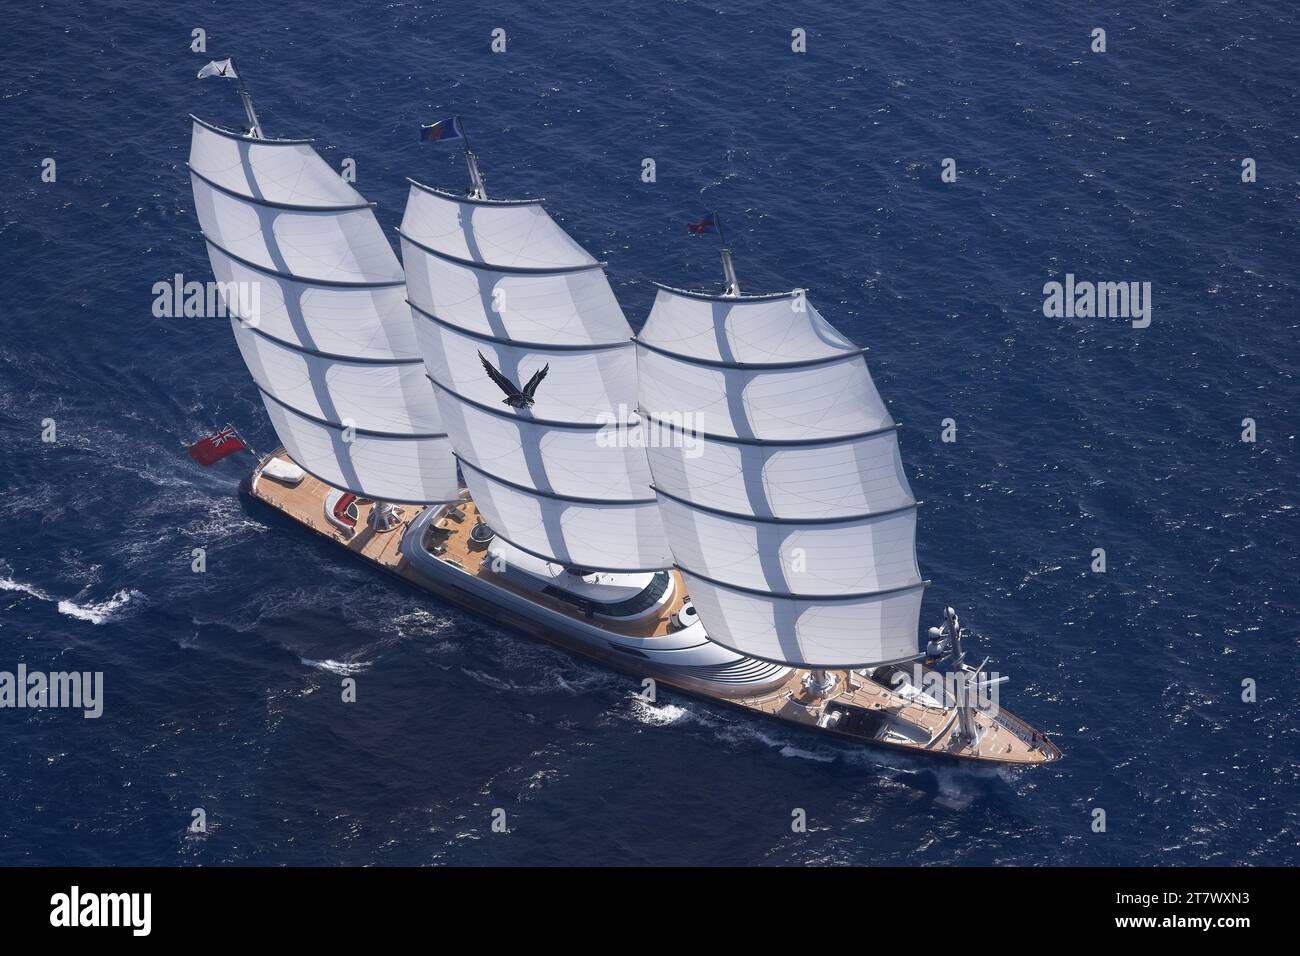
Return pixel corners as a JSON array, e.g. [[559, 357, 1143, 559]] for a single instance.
[[740, 670, 1059, 763], [249, 450, 1060, 765]]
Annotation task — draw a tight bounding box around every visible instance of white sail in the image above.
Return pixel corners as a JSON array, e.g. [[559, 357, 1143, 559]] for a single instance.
[[637, 287, 925, 667], [188, 117, 458, 504], [399, 181, 670, 570]]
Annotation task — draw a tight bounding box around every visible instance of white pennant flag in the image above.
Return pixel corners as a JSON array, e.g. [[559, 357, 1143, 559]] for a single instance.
[[196, 58, 238, 80]]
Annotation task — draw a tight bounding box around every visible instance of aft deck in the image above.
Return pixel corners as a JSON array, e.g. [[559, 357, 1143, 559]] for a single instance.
[[251, 451, 689, 640]]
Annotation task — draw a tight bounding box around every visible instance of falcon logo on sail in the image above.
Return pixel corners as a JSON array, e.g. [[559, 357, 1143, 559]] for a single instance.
[[478, 351, 548, 408]]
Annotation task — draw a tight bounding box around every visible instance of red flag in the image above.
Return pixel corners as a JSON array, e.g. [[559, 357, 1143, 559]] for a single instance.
[[188, 425, 247, 466], [687, 216, 718, 236]]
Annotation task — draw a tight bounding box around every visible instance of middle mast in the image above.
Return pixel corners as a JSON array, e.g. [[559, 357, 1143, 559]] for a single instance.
[[398, 123, 671, 572]]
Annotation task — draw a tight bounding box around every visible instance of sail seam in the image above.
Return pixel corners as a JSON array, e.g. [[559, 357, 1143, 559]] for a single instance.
[[189, 165, 372, 212], [203, 236, 406, 289], [398, 229, 604, 276], [455, 454, 657, 506], [407, 300, 631, 352], [256, 386, 448, 439], [652, 486, 919, 525]]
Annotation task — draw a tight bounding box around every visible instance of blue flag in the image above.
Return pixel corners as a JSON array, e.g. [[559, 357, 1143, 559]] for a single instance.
[[420, 118, 463, 143]]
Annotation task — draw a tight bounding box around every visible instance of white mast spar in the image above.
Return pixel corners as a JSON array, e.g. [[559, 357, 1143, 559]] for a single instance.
[[712, 211, 741, 298], [188, 68, 459, 519], [636, 220, 929, 686], [398, 128, 671, 571], [230, 57, 264, 139]]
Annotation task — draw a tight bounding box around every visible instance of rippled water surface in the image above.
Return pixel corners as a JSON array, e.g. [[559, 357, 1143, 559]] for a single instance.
[[0, 0, 1296, 865]]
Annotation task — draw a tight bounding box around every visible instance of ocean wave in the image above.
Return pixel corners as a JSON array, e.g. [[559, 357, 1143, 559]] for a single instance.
[[56, 589, 143, 624], [1, 565, 143, 625], [627, 697, 692, 726], [300, 657, 371, 676], [0, 573, 52, 602]]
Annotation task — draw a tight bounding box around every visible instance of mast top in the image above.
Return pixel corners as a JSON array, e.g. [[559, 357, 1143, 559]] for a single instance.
[[712, 211, 741, 297], [196, 56, 263, 139], [458, 118, 488, 201], [419, 116, 487, 201]]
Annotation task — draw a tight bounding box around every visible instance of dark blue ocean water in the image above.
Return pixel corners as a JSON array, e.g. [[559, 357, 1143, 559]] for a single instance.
[[0, 0, 1295, 866]]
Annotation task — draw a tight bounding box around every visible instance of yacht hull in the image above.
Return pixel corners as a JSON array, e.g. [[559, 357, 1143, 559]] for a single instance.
[[242, 450, 1062, 766]]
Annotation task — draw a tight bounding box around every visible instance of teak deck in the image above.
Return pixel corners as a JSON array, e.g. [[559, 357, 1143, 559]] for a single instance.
[[249, 450, 1061, 765]]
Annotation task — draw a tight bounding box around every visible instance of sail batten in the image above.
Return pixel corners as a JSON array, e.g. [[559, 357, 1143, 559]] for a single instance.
[[189, 117, 458, 504], [202, 236, 407, 288], [635, 338, 869, 370], [408, 300, 630, 352], [651, 484, 919, 525], [398, 229, 607, 276], [400, 181, 670, 570], [427, 376, 622, 430], [640, 411, 902, 447], [637, 286, 924, 667], [188, 165, 373, 212]]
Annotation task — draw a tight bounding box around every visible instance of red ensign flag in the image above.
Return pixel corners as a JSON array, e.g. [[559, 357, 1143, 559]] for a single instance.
[[188, 425, 247, 466]]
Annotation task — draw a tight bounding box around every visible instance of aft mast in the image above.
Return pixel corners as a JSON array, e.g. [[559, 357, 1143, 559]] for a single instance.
[[188, 68, 459, 517]]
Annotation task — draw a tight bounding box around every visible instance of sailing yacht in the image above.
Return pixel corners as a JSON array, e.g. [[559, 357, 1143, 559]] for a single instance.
[[186, 72, 1060, 765]]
